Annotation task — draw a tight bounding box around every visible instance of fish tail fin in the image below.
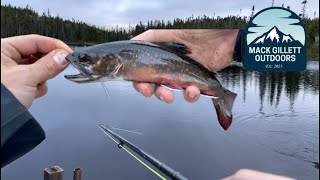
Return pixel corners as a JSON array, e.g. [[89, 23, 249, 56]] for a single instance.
[[212, 90, 237, 130]]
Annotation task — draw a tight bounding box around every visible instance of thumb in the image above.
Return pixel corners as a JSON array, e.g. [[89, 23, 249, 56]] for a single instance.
[[30, 49, 69, 83]]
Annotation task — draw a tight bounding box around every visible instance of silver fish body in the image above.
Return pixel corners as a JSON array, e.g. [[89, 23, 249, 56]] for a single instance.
[[65, 40, 237, 130]]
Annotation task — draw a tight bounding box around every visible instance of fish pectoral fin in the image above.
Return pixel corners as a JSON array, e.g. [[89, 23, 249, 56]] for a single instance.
[[154, 42, 191, 55]]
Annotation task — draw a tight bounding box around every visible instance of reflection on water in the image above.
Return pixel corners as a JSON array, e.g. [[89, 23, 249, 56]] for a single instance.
[[219, 62, 319, 172], [219, 62, 319, 110], [1, 60, 319, 180]]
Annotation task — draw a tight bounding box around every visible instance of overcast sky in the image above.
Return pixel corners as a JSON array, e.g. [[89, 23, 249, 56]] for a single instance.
[[2, 0, 319, 29]]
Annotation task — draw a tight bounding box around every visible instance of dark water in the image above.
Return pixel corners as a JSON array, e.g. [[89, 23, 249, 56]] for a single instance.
[[1, 61, 319, 180]]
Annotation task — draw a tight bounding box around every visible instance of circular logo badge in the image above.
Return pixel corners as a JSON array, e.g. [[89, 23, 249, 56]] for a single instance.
[[243, 7, 307, 71]]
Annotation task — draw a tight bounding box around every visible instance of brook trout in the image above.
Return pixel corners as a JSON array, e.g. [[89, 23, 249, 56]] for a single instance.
[[65, 40, 237, 130]]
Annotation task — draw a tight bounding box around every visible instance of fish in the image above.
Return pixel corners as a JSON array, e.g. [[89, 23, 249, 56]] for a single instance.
[[64, 40, 237, 130]]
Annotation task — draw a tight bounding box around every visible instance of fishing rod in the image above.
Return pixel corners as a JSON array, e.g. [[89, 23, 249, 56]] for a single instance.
[[98, 124, 188, 180]]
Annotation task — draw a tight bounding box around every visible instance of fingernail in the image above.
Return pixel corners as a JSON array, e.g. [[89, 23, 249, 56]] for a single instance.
[[188, 92, 196, 99], [138, 87, 146, 96], [137, 87, 142, 93], [159, 95, 167, 103], [53, 50, 68, 66]]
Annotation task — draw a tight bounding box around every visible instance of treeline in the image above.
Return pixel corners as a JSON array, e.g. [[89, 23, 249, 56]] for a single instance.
[[1, 4, 247, 43], [133, 15, 247, 33], [1, 4, 129, 43], [304, 18, 319, 59], [1, 4, 319, 47]]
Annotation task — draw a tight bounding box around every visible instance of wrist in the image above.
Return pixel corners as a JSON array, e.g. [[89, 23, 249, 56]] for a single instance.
[[233, 30, 243, 62], [211, 30, 240, 71]]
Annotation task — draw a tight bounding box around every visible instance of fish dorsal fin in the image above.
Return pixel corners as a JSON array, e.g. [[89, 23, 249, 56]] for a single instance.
[[129, 41, 191, 55], [154, 42, 192, 55]]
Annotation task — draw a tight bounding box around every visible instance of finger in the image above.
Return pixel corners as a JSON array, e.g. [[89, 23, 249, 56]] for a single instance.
[[154, 85, 174, 104], [132, 30, 157, 41], [183, 86, 200, 103], [2, 34, 72, 63], [29, 49, 69, 83], [35, 82, 48, 98], [230, 169, 294, 180], [21, 52, 43, 60], [20, 54, 40, 65], [131, 29, 178, 42], [133, 82, 153, 97]]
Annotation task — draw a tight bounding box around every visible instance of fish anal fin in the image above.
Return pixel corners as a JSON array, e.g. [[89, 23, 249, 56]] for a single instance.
[[161, 84, 184, 91], [202, 91, 213, 96], [200, 91, 219, 99], [154, 42, 191, 54]]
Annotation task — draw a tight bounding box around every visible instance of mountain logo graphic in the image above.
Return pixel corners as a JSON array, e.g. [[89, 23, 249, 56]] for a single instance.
[[243, 7, 307, 71], [250, 26, 303, 46]]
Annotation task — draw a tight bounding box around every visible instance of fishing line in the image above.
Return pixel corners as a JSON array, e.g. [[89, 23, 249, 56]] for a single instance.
[[98, 125, 167, 180], [99, 124, 188, 180], [99, 80, 111, 101], [111, 127, 143, 135]]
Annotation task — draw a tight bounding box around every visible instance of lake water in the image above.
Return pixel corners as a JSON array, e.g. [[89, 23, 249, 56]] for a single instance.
[[1, 61, 319, 180]]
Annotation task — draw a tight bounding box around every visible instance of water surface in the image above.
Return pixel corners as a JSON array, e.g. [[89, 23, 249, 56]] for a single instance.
[[1, 61, 319, 180]]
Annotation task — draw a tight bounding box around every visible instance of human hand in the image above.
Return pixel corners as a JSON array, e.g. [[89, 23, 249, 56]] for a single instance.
[[131, 29, 239, 103], [1, 34, 72, 108], [222, 169, 295, 180]]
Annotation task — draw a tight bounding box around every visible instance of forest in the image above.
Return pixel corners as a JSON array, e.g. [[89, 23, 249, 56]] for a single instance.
[[1, 4, 319, 59]]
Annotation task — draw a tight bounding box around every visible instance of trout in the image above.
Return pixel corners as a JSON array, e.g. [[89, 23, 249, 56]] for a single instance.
[[64, 40, 237, 130]]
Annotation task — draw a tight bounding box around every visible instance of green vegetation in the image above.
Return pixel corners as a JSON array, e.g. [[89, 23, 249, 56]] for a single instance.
[[307, 43, 319, 60], [1, 4, 318, 59], [1, 4, 129, 43], [304, 18, 319, 60]]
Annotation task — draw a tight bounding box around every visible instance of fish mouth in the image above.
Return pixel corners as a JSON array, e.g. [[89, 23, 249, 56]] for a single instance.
[[64, 59, 99, 83], [64, 73, 95, 83], [64, 53, 124, 83]]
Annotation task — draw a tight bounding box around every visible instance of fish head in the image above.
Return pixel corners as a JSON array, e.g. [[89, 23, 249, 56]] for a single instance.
[[65, 51, 123, 83]]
